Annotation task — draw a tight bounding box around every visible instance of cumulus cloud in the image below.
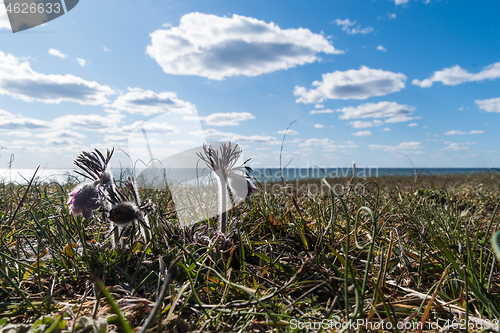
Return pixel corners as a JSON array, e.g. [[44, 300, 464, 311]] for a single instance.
[[0, 109, 52, 130], [110, 88, 196, 116], [413, 62, 500, 88], [300, 138, 334, 147], [199, 112, 255, 126], [369, 141, 422, 153], [120, 121, 179, 134], [0, 51, 114, 105], [310, 109, 334, 114], [393, 0, 409, 4], [445, 130, 484, 135], [49, 49, 68, 59], [6, 131, 32, 137], [476, 97, 500, 112], [444, 130, 467, 135], [336, 101, 415, 120], [76, 58, 86, 67], [0, 2, 10, 30], [278, 129, 297, 135], [146, 12, 343, 80], [53, 114, 124, 132], [334, 19, 373, 35], [376, 45, 387, 52], [348, 120, 383, 128], [314, 124, 324, 128], [322, 141, 358, 152], [36, 129, 85, 139], [352, 130, 371, 136], [104, 135, 128, 144], [294, 66, 406, 103], [442, 141, 475, 151], [408, 123, 418, 127], [190, 128, 278, 143]]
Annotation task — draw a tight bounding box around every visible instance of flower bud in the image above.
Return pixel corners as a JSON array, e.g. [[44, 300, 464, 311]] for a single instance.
[[108, 202, 140, 226]]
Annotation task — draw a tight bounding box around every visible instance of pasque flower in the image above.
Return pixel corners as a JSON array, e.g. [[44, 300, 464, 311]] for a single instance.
[[67, 149, 115, 219], [67, 181, 104, 219], [197, 142, 254, 234], [108, 202, 141, 227]]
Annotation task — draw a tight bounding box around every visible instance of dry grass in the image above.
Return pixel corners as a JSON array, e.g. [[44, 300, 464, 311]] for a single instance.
[[1, 172, 500, 332]]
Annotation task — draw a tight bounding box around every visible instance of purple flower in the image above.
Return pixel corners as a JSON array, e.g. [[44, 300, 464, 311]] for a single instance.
[[67, 182, 103, 219]]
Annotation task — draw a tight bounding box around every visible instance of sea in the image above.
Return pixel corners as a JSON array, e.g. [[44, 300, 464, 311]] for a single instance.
[[0, 167, 494, 185]]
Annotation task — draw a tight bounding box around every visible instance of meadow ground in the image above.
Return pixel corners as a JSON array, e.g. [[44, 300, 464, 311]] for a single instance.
[[1, 171, 500, 332]]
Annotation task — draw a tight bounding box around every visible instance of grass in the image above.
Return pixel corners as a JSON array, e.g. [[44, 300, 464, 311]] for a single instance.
[[1, 170, 500, 332]]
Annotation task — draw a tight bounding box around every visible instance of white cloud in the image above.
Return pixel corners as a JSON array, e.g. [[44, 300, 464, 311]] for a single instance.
[[190, 128, 278, 143], [146, 13, 343, 80], [369, 141, 422, 153], [170, 140, 197, 145], [322, 141, 358, 152], [103, 47, 111, 52], [314, 124, 324, 128], [53, 114, 124, 133], [76, 58, 86, 67], [0, 1, 9, 30], [393, 0, 409, 4], [376, 45, 387, 52], [120, 121, 179, 134], [110, 88, 196, 116], [0, 110, 52, 130], [413, 62, 500, 87], [294, 66, 406, 103], [408, 123, 418, 127], [277, 129, 297, 135], [383, 127, 390, 131], [337, 101, 415, 120], [231, 134, 279, 143], [388, 13, 397, 20], [49, 49, 68, 59], [5, 131, 32, 137], [314, 104, 324, 108], [385, 115, 415, 123], [45, 138, 84, 147], [445, 130, 484, 135], [348, 120, 383, 128], [310, 109, 334, 114], [300, 138, 334, 147], [104, 135, 127, 144], [442, 141, 475, 151], [444, 130, 467, 135], [352, 130, 371, 136], [0, 51, 114, 105], [476, 98, 500, 112], [334, 19, 373, 35], [35, 129, 85, 139], [203, 112, 255, 126]]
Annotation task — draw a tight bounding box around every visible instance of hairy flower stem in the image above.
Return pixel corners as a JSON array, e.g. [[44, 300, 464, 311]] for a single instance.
[[215, 170, 227, 234], [129, 179, 152, 245]]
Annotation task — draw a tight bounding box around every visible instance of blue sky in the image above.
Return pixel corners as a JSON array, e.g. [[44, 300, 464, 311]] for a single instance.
[[0, 0, 499, 170]]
